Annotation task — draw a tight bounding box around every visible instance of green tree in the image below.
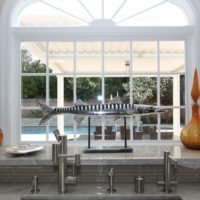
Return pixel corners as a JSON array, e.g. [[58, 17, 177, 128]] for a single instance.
[[77, 78, 101, 101], [21, 49, 46, 99], [105, 78, 129, 100], [122, 77, 173, 105], [123, 77, 157, 104], [64, 78, 73, 101], [21, 49, 46, 73], [160, 77, 173, 105]]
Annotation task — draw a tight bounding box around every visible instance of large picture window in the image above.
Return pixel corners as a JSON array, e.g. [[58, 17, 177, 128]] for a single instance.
[[20, 40, 185, 142], [0, 0, 191, 146]]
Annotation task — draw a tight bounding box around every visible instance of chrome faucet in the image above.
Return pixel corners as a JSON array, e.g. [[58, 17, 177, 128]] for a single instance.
[[157, 151, 178, 193], [52, 131, 81, 194], [58, 152, 80, 193], [107, 168, 116, 193]]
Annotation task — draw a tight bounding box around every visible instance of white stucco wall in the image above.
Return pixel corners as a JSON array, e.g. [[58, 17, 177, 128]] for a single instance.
[[0, 0, 200, 146]]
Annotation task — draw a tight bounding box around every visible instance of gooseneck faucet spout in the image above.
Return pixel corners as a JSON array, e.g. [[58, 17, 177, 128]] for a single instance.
[[52, 131, 81, 194], [157, 151, 178, 193]]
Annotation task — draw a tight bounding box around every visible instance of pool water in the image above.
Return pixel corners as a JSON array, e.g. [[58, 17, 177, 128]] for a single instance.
[[21, 126, 95, 135]]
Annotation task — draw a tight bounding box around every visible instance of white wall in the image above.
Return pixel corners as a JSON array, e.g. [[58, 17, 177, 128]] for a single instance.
[[0, 0, 5, 13]]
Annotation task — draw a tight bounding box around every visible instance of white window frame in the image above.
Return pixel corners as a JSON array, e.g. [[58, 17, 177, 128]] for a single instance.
[[21, 39, 185, 143], [0, 0, 198, 146]]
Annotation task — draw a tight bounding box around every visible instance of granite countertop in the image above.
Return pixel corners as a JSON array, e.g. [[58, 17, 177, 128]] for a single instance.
[[0, 183, 200, 200], [0, 143, 200, 167], [0, 144, 200, 200]]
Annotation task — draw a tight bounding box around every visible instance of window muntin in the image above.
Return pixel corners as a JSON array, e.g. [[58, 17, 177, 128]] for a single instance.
[[20, 40, 185, 142], [16, 0, 188, 27]]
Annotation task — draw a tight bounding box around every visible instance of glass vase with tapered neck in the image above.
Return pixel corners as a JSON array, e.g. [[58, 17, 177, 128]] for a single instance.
[[191, 68, 199, 103], [0, 129, 3, 145], [180, 103, 200, 149]]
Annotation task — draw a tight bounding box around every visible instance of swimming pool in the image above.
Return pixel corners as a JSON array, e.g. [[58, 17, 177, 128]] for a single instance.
[[21, 126, 95, 135]]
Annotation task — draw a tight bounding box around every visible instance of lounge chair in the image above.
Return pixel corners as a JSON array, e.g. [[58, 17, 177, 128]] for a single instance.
[[133, 126, 143, 140], [94, 126, 102, 140], [149, 126, 157, 140], [94, 126, 116, 140]]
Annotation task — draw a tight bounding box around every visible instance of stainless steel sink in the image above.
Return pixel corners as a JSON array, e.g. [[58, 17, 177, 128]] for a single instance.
[[21, 195, 182, 200]]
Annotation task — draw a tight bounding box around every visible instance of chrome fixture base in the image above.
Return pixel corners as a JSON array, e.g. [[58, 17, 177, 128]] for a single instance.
[[84, 146, 133, 153]]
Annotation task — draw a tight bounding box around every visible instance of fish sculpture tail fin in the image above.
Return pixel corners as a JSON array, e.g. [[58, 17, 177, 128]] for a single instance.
[[39, 102, 54, 125]]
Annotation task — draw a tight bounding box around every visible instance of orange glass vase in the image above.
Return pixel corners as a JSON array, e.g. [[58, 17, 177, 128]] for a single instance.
[[180, 104, 200, 150], [0, 128, 3, 145]]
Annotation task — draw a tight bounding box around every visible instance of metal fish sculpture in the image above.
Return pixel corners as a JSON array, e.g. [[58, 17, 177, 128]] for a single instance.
[[39, 97, 165, 125]]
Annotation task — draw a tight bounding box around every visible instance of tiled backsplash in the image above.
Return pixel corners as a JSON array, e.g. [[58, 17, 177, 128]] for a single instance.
[[0, 165, 200, 184]]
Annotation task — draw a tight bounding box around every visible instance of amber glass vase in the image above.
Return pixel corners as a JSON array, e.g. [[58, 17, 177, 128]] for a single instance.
[[180, 103, 200, 150], [0, 128, 3, 145]]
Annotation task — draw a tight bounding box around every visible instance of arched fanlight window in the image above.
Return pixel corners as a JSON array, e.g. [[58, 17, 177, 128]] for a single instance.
[[15, 0, 188, 27]]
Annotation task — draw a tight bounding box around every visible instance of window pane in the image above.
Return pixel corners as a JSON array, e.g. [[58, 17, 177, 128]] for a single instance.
[[18, 1, 87, 27], [142, 125, 158, 140], [161, 109, 173, 140], [21, 109, 46, 141], [104, 42, 130, 73], [132, 77, 157, 104], [77, 77, 101, 102], [17, 1, 188, 27], [64, 77, 74, 106], [132, 42, 157, 73], [160, 41, 185, 73], [48, 115, 58, 141], [21, 76, 46, 107], [49, 42, 74, 73], [160, 77, 173, 106], [141, 116, 158, 140], [105, 77, 129, 101], [91, 117, 103, 141], [115, 1, 188, 26], [21, 42, 46, 73], [76, 42, 102, 73]]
